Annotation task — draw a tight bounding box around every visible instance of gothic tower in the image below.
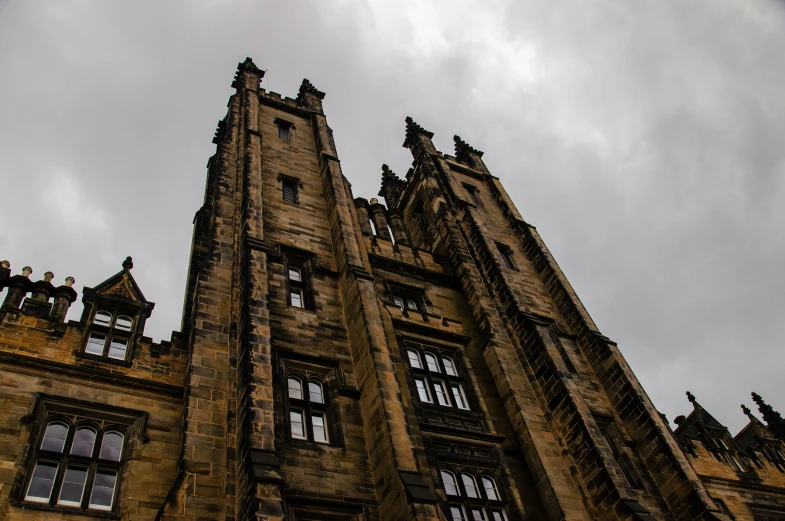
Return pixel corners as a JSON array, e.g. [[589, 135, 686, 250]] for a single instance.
[[2, 57, 784, 521], [172, 58, 738, 521]]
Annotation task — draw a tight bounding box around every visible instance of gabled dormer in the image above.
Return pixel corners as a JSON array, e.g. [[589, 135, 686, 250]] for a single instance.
[[78, 257, 155, 364], [736, 404, 785, 471], [674, 391, 748, 473]]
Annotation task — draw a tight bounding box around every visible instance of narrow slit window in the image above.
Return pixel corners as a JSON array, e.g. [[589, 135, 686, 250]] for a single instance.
[[463, 184, 482, 206], [282, 178, 299, 204], [496, 243, 516, 270]]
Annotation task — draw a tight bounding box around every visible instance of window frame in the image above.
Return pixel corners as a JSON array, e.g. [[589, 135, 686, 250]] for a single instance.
[[275, 118, 294, 141], [404, 343, 472, 413], [495, 243, 517, 271], [82, 308, 135, 363], [284, 373, 332, 445], [283, 250, 315, 311], [17, 401, 139, 515], [440, 468, 508, 521], [388, 285, 428, 318]]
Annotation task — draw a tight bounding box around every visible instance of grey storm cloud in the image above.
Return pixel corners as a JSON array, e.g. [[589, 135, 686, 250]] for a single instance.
[[0, 0, 783, 433]]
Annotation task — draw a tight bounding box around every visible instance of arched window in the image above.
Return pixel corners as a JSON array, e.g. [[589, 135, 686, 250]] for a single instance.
[[394, 296, 405, 310], [287, 377, 303, 399], [461, 473, 479, 498], [94, 311, 112, 326], [442, 356, 457, 376], [308, 381, 324, 404], [441, 470, 459, 496], [70, 427, 97, 457], [407, 349, 422, 369], [98, 431, 124, 462], [115, 315, 133, 331], [424, 352, 440, 373], [41, 422, 69, 452], [25, 416, 128, 512], [481, 476, 499, 500], [288, 267, 301, 282]]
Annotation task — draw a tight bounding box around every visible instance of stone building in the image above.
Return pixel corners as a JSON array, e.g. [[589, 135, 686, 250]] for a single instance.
[[1, 57, 783, 521]]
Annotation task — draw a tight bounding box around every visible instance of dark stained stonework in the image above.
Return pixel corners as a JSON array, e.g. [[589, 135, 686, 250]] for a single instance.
[[1, 57, 783, 521]]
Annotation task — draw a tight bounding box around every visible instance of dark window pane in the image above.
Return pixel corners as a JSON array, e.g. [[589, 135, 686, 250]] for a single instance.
[[88, 471, 116, 511], [282, 181, 297, 203], [99, 432, 124, 461], [278, 124, 290, 140], [41, 422, 69, 452], [71, 427, 96, 457], [58, 467, 87, 506], [26, 461, 58, 502]]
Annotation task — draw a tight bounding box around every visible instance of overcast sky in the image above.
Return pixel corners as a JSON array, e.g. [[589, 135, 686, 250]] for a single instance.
[[1, 0, 783, 433]]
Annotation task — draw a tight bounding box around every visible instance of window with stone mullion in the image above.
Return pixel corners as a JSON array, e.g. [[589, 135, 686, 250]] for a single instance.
[[23, 416, 125, 512], [286, 376, 330, 444], [440, 469, 508, 521], [406, 345, 469, 412]]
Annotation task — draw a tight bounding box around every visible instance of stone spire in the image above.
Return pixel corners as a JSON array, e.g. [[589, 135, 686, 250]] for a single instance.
[[378, 164, 406, 210], [752, 392, 785, 439]]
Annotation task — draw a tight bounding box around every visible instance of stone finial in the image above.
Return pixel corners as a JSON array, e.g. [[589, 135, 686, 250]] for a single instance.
[[123, 257, 134, 270], [1, 260, 9, 269], [686, 391, 696, 403], [43, 271, 54, 282], [369, 198, 379, 205], [65, 276, 75, 287], [22, 266, 32, 277], [674, 415, 686, 426], [741, 404, 756, 422], [752, 392, 785, 439], [453, 134, 484, 165], [403, 116, 434, 146]]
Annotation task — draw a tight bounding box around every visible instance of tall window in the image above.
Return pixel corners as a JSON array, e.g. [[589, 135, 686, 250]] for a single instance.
[[495, 243, 517, 271], [84, 309, 135, 362], [286, 375, 331, 444], [596, 417, 644, 489], [284, 251, 314, 310], [23, 419, 126, 512], [441, 469, 507, 521], [405, 345, 470, 411], [282, 177, 299, 204]]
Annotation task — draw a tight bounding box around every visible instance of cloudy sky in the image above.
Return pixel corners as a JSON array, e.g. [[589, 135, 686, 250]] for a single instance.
[[1, 0, 783, 433]]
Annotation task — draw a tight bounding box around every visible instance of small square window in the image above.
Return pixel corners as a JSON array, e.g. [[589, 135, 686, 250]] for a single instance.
[[463, 184, 482, 206]]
